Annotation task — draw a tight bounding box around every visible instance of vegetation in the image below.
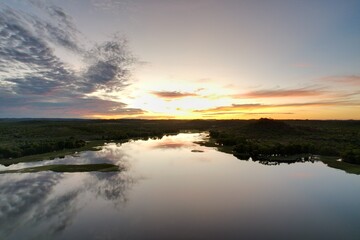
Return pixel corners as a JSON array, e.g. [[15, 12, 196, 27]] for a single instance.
[[0, 119, 213, 164], [0, 163, 120, 174], [0, 118, 359, 174], [207, 118, 360, 163], [320, 156, 360, 175], [0, 140, 104, 166], [0, 137, 86, 159]]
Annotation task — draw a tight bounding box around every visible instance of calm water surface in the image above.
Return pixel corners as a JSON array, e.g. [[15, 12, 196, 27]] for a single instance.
[[0, 133, 359, 240]]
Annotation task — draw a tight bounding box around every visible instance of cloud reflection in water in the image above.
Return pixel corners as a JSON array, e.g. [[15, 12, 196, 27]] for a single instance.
[[0, 144, 138, 240]]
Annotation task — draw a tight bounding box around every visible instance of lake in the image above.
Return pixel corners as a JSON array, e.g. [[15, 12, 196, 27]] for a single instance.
[[0, 133, 359, 240]]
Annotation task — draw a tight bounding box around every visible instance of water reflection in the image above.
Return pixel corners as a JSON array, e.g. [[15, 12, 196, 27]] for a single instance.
[[32, 188, 80, 236], [0, 173, 62, 233], [0, 133, 359, 240], [150, 140, 192, 149], [234, 154, 317, 165], [0, 149, 137, 239], [89, 172, 137, 204], [148, 133, 208, 150], [254, 158, 316, 166]]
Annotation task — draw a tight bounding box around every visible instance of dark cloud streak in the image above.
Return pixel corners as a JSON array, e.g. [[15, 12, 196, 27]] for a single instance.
[[152, 91, 198, 99]]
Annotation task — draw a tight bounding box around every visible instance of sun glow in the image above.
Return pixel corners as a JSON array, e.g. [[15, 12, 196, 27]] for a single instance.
[[130, 96, 219, 118]]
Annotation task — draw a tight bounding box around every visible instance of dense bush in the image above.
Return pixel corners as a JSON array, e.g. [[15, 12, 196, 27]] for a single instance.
[[0, 138, 85, 159], [342, 149, 360, 164], [208, 119, 359, 164]]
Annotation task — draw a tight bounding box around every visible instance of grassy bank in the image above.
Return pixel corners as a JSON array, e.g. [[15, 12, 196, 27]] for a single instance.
[[0, 163, 120, 174], [0, 140, 105, 166], [320, 156, 360, 175]]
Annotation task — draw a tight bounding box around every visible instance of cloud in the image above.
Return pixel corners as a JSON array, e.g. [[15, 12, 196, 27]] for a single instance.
[[91, 0, 134, 10], [19, 1, 81, 52], [81, 38, 135, 93], [275, 101, 359, 107], [201, 111, 294, 116], [320, 75, 360, 86], [0, 91, 144, 118], [194, 100, 359, 114], [193, 104, 262, 112], [30, 0, 78, 32], [0, 3, 141, 118], [0, 8, 71, 65], [245, 112, 294, 115], [0, 7, 74, 94], [0, 6, 134, 95], [151, 91, 198, 99], [233, 87, 327, 98], [90, 0, 205, 11]]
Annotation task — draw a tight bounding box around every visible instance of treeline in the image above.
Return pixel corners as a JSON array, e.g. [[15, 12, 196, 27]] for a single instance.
[[211, 130, 339, 155], [209, 118, 360, 164], [0, 138, 85, 159]]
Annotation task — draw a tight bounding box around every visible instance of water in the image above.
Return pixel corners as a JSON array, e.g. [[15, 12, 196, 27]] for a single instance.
[[0, 133, 359, 240]]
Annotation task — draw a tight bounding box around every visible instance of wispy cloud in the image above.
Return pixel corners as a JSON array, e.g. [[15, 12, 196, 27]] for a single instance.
[[0, 3, 141, 118], [320, 75, 360, 86], [29, 0, 82, 52], [200, 111, 294, 116], [151, 91, 198, 99], [90, 0, 134, 10], [193, 104, 262, 112], [194, 100, 359, 115], [0, 7, 74, 93], [233, 87, 327, 98]]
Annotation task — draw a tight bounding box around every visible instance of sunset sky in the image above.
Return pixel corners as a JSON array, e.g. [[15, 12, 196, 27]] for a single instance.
[[1, 0, 359, 119]]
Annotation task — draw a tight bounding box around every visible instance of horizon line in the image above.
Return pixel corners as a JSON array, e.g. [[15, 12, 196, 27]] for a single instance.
[[0, 118, 359, 121]]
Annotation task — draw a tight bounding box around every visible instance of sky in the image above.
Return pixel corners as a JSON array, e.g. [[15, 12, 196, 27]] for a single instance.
[[0, 0, 359, 119]]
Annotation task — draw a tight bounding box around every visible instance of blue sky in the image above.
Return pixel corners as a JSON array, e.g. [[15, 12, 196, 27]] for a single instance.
[[0, 0, 359, 119]]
